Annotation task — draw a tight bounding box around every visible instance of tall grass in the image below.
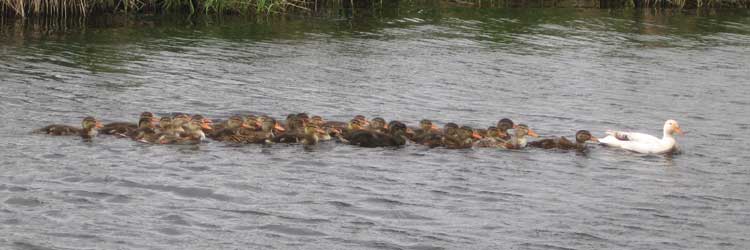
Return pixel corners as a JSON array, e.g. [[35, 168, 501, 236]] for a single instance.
[[0, 0, 318, 17]]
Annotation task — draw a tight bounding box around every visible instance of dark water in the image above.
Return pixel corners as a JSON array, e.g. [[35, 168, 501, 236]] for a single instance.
[[2, 6, 750, 250]]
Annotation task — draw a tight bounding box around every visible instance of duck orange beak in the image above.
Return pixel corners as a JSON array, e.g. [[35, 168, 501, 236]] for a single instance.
[[471, 132, 482, 139], [95, 122, 103, 129], [674, 126, 684, 135], [240, 123, 251, 129], [589, 136, 599, 142], [201, 123, 213, 130], [431, 124, 439, 130], [527, 129, 539, 138], [202, 118, 213, 124], [316, 128, 326, 134], [274, 123, 286, 132]]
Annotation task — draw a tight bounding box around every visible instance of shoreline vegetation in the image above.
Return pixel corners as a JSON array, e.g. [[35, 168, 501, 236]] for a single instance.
[[1, 0, 748, 18]]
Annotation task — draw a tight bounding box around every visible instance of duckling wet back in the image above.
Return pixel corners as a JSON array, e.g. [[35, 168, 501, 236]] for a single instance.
[[3, 7, 750, 250]]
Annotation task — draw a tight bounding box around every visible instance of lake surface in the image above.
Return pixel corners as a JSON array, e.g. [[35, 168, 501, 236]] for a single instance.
[[2, 6, 750, 250]]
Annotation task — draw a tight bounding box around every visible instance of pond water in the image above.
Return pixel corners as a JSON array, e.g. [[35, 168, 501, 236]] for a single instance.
[[1, 5, 750, 250]]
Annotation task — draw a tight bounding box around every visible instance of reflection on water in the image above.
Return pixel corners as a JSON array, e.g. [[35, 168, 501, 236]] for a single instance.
[[2, 6, 750, 250]]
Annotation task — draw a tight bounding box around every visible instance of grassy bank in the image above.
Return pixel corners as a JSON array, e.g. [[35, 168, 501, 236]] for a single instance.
[[1, 0, 748, 18], [0, 0, 328, 17]]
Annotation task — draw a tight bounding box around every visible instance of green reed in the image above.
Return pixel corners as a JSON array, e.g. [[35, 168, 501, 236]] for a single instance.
[[1, 0, 317, 17]]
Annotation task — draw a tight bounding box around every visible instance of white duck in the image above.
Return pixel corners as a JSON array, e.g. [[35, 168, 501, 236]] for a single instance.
[[599, 120, 683, 154]]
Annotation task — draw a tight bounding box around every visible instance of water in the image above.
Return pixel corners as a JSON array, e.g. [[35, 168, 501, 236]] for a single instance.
[[2, 6, 750, 250]]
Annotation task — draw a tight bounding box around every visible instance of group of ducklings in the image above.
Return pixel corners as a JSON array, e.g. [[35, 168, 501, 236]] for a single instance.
[[35, 112, 599, 151]]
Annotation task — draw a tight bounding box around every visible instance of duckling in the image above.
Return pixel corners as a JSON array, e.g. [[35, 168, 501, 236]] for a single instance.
[[274, 114, 307, 143], [528, 130, 598, 151], [243, 115, 261, 132], [311, 115, 336, 141], [100, 112, 156, 135], [338, 119, 367, 142], [297, 113, 310, 125], [347, 121, 408, 147], [500, 124, 539, 149], [171, 114, 192, 136], [226, 117, 285, 144], [127, 116, 158, 141], [192, 114, 214, 134], [35, 116, 103, 140], [410, 119, 441, 144], [354, 115, 370, 128], [210, 116, 250, 141], [157, 118, 213, 145], [368, 117, 388, 133], [156, 117, 175, 135], [301, 123, 327, 146], [496, 118, 515, 141], [476, 126, 505, 147], [443, 125, 481, 149]]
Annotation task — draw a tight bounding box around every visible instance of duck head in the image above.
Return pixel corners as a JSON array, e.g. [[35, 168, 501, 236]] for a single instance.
[[370, 117, 387, 131], [229, 116, 251, 131], [245, 115, 260, 130], [443, 123, 459, 136], [348, 119, 365, 131], [304, 123, 326, 136], [420, 119, 439, 131], [137, 117, 156, 129], [354, 115, 370, 127], [82, 116, 103, 130], [172, 114, 191, 130], [664, 120, 683, 136], [575, 130, 598, 143], [159, 117, 173, 131], [460, 125, 482, 140], [514, 124, 539, 138], [311, 116, 325, 126], [185, 118, 212, 140], [140, 112, 158, 123]]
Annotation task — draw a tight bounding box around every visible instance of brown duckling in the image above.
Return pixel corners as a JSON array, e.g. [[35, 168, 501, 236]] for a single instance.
[[301, 122, 327, 146], [443, 125, 481, 149], [127, 116, 158, 141], [156, 118, 212, 145], [100, 112, 156, 135], [347, 121, 408, 148], [353, 115, 370, 128], [500, 124, 539, 149], [192, 114, 214, 134], [528, 130, 598, 151], [226, 117, 285, 144], [476, 126, 505, 147], [410, 119, 441, 144], [338, 119, 367, 142], [210, 116, 250, 141], [310, 116, 337, 141], [243, 115, 261, 131], [274, 114, 307, 143], [368, 117, 388, 133], [156, 117, 175, 135], [35, 116, 103, 140], [171, 113, 192, 136]]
